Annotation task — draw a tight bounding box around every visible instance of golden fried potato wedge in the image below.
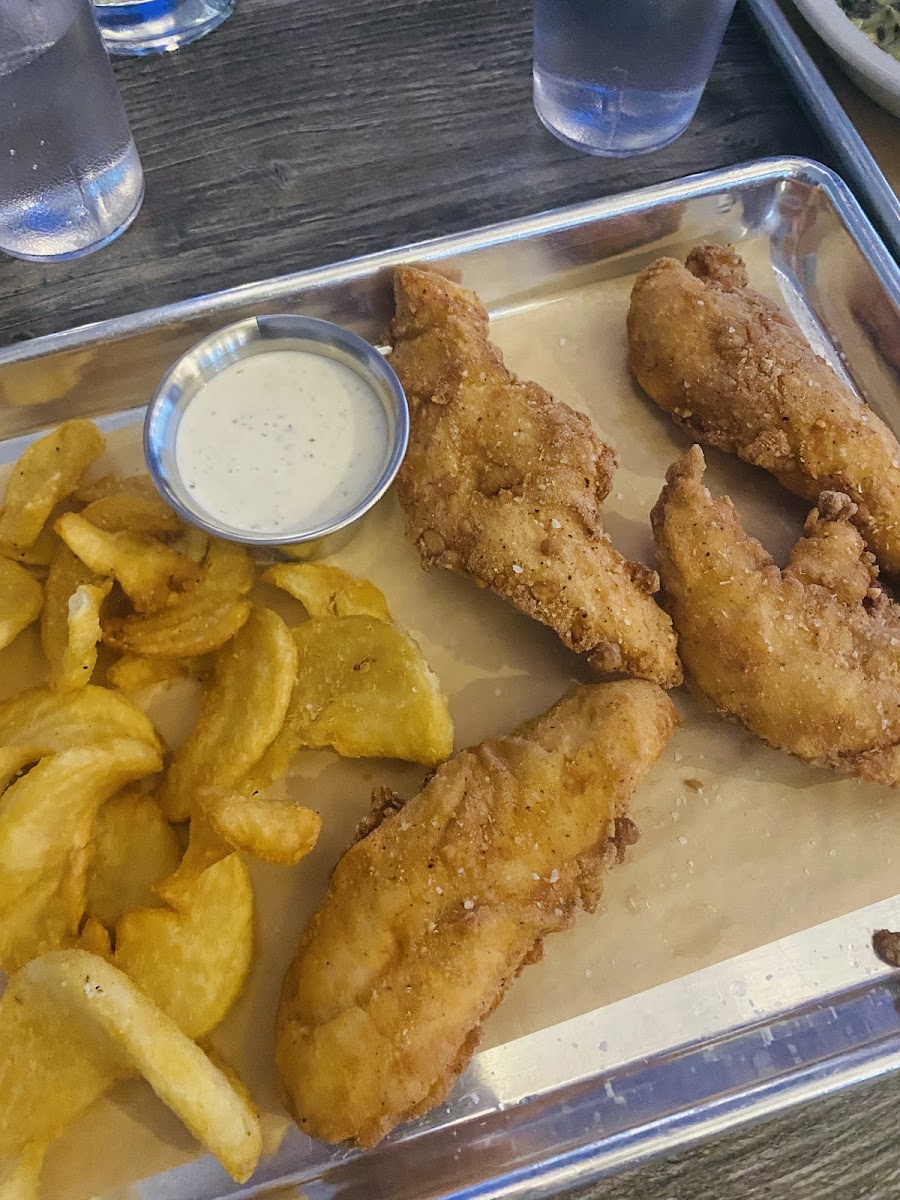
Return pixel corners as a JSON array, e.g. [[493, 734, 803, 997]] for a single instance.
[[106, 652, 211, 692], [0, 684, 161, 759], [54, 579, 112, 690], [158, 607, 297, 821], [41, 542, 102, 684], [115, 851, 253, 1040], [202, 791, 321, 865], [263, 563, 391, 621], [3, 950, 261, 1184], [55, 513, 200, 613], [74, 472, 159, 505], [284, 616, 452, 765], [80, 490, 183, 537], [0, 420, 104, 550], [101, 538, 254, 658], [156, 817, 230, 906], [0, 1140, 45, 1200], [0, 526, 58, 569], [0, 740, 163, 971], [77, 916, 112, 959], [0, 559, 42, 652], [86, 791, 181, 929]]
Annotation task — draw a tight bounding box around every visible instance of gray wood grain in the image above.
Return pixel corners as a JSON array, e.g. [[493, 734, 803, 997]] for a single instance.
[[565, 1072, 900, 1199], [2, 2, 890, 1196], [0, 0, 828, 344]]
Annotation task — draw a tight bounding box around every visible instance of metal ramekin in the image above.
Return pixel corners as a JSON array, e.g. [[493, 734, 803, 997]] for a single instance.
[[143, 314, 409, 552]]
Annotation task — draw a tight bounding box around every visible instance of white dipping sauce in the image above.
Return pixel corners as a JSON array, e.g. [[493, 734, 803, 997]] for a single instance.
[[174, 349, 389, 534]]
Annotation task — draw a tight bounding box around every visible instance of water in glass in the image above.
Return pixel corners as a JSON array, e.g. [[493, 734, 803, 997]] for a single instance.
[[93, 0, 235, 55], [0, 0, 143, 261], [533, 0, 738, 156]]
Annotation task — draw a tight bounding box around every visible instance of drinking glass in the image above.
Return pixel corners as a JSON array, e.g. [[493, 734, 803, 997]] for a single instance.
[[0, 0, 144, 261], [93, 0, 235, 55], [533, 0, 739, 157]]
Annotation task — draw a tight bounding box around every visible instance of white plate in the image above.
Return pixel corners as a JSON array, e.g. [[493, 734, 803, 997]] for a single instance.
[[791, 0, 900, 116]]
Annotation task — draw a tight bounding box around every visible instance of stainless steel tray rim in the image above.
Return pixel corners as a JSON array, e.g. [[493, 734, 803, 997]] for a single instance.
[[2, 155, 896, 369]]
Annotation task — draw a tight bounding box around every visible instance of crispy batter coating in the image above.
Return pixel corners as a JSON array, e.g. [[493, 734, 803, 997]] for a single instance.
[[628, 244, 900, 573], [652, 445, 900, 783], [388, 267, 680, 687], [276, 681, 676, 1147]]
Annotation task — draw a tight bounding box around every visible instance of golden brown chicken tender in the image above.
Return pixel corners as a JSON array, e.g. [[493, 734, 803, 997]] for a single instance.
[[276, 680, 676, 1147], [629, 244, 900, 574], [388, 267, 680, 687], [652, 445, 900, 783]]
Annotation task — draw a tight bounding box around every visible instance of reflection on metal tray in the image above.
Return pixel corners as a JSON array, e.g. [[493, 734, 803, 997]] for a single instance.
[[4, 158, 900, 1200]]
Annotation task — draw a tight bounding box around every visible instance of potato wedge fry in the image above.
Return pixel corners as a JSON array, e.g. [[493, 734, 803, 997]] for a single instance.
[[0, 527, 58, 569], [0, 684, 161, 757], [156, 816, 230, 906], [263, 563, 391, 621], [102, 537, 254, 658], [0, 964, 125, 1178], [106, 652, 211, 692], [55, 579, 112, 690], [0, 559, 42, 652], [0, 420, 104, 550], [202, 791, 321, 865], [0, 740, 163, 971], [41, 542, 102, 683], [0, 1140, 45, 1200], [55, 513, 200, 612], [80, 491, 184, 537], [86, 791, 181, 928], [74, 472, 158, 505], [158, 606, 297, 821], [77, 916, 112, 959], [265, 616, 453, 768], [115, 851, 254, 1039], [3, 950, 261, 1184]]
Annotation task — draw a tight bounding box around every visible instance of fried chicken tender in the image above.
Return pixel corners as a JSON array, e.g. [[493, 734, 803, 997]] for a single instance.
[[628, 244, 900, 574], [388, 267, 680, 687], [276, 680, 676, 1147], [652, 445, 900, 783]]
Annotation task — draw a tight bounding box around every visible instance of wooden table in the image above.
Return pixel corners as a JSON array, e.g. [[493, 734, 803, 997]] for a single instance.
[[7, 2, 900, 1196]]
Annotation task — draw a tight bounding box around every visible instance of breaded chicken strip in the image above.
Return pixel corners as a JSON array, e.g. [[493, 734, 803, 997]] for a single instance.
[[389, 267, 680, 687], [652, 445, 900, 783], [276, 680, 676, 1147], [629, 244, 900, 574]]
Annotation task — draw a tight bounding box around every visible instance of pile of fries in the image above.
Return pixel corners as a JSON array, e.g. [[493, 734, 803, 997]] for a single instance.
[[0, 420, 454, 1195]]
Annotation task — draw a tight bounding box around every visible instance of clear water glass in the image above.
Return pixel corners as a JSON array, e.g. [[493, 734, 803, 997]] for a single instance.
[[93, 0, 235, 55], [533, 0, 738, 157], [0, 0, 144, 261]]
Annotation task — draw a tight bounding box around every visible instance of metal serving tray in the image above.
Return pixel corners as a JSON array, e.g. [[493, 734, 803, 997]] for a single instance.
[[4, 157, 900, 1200]]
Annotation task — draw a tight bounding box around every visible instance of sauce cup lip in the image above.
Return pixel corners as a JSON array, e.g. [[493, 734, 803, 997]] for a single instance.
[[143, 314, 409, 547]]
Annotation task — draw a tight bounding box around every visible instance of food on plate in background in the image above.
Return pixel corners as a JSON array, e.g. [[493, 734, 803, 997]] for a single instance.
[[276, 680, 676, 1147], [652, 445, 900, 783], [388, 266, 681, 688], [0, 950, 261, 1194], [837, 0, 900, 60], [628, 243, 900, 574]]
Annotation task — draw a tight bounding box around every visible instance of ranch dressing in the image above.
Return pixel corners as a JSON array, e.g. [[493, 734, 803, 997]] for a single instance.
[[174, 349, 389, 534]]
